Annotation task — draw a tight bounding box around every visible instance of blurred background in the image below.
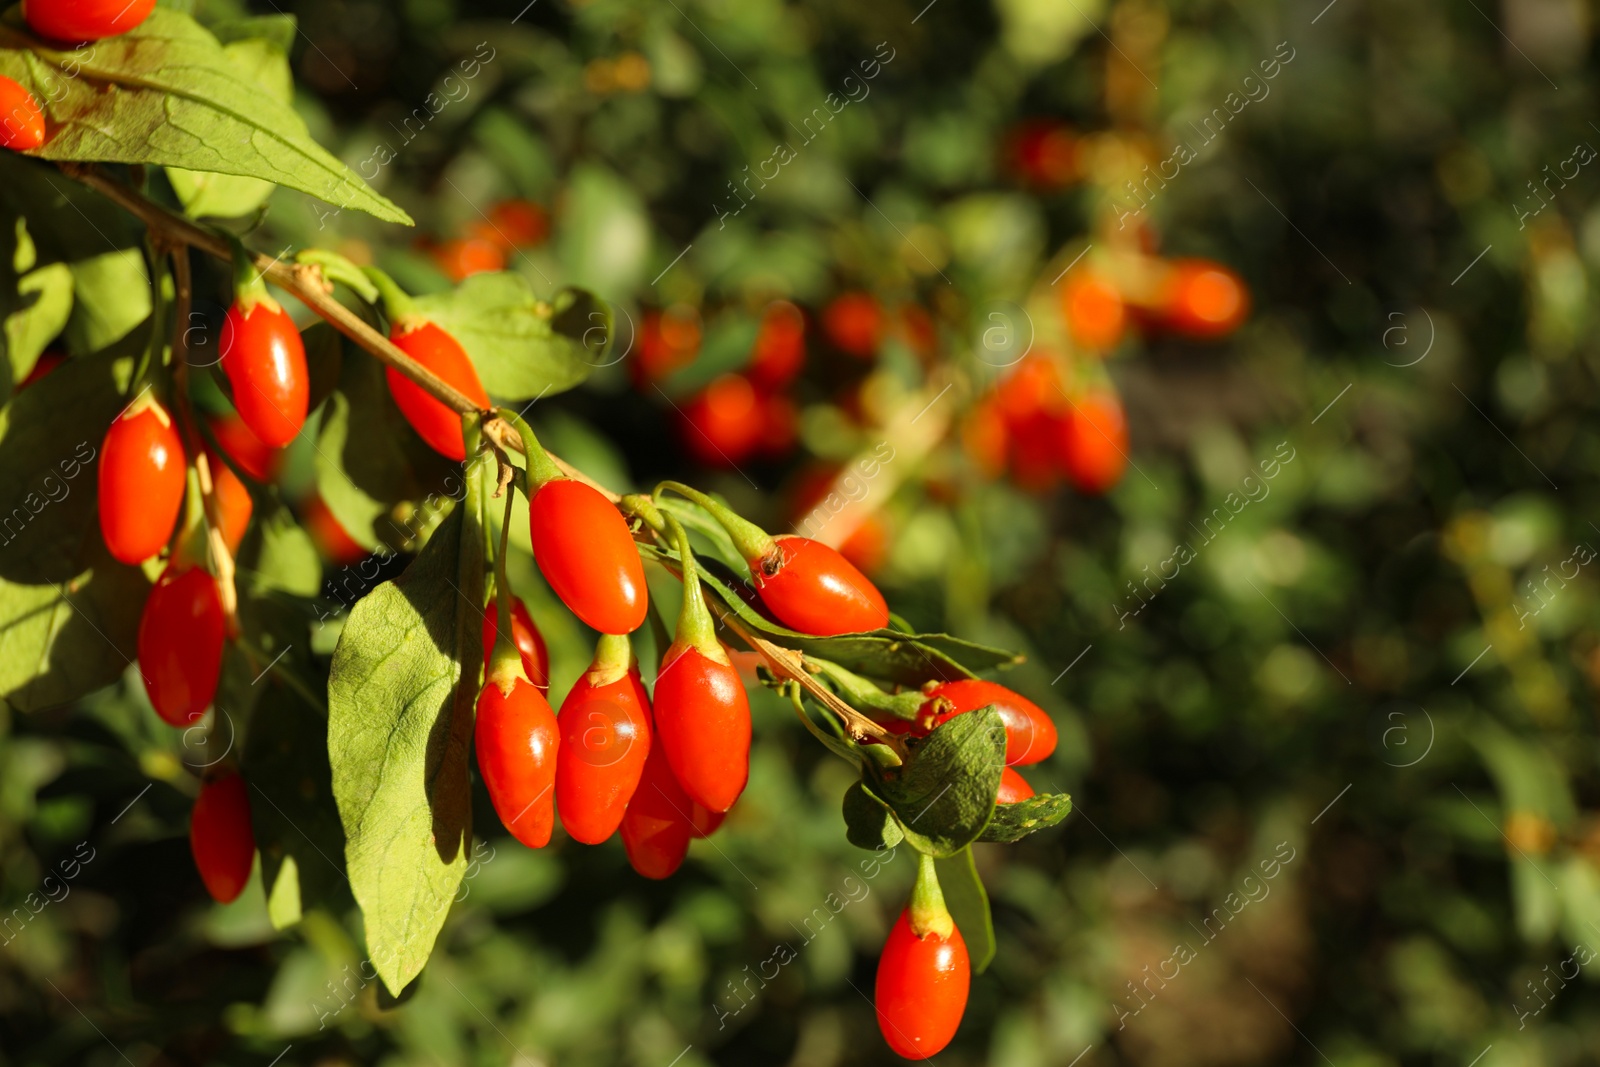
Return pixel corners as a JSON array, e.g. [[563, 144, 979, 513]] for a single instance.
[[5, 0, 1599, 1063]]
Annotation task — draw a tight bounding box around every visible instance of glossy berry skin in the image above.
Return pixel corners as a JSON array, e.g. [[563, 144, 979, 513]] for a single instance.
[[474, 676, 560, 849], [385, 321, 490, 461], [219, 301, 309, 448], [875, 909, 971, 1060], [138, 564, 226, 726], [23, 0, 156, 41], [528, 478, 648, 634], [679, 373, 763, 467], [556, 668, 652, 843], [0, 76, 44, 151], [997, 767, 1035, 804], [620, 739, 694, 879], [1056, 392, 1127, 495], [482, 597, 550, 690], [755, 535, 889, 636], [99, 402, 184, 564], [206, 450, 252, 554], [926, 679, 1056, 766], [652, 645, 750, 813], [190, 772, 256, 904], [688, 801, 727, 839], [302, 492, 367, 566], [208, 413, 280, 482]]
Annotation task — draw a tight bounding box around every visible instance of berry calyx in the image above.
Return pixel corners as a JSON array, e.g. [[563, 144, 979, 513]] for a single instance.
[[875, 855, 970, 1060], [650, 516, 750, 813], [923, 679, 1057, 766], [481, 592, 550, 690], [99, 396, 185, 564], [619, 738, 695, 879], [0, 76, 45, 151], [137, 562, 226, 726], [23, 0, 155, 42], [189, 771, 256, 904], [219, 296, 309, 448], [996, 766, 1034, 804], [556, 633, 652, 844]]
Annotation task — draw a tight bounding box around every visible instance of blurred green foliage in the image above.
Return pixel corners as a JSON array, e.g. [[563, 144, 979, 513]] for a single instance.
[[5, 0, 1600, 1064]]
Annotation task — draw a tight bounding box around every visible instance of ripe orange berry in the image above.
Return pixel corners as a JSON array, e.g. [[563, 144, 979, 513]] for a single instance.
[[99, 400, 184, 564], [1160, 259, 1249, 338], [385, 321, 490, 461], [433, 236, 506, 282], [679, 373, 762, 467], [1061, 271, 1126, 351], [190, 772, 256, 904], [1056, 391, 1128, 495], [748, 300, 806, 388], [0, 76, 44, 151], [822, 291, 884, 358], [24, 0, 154, 41]]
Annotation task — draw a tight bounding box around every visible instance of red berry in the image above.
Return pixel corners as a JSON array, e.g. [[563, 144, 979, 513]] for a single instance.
[[755, 535, 889, 636], [219, 300, 309, 448], [482, 596, 550, 690], [875, 909, 970, 1059], [432, 236, 506, 282], [302, 492, 367, 566], [1056, 391, 1127, 495], [527, 478, 648, 635], [23, 0, 155, 41], [756, 392, 799, 460], [1006, 119, 1078, 187], [620, 737, 694, 878], [823, 291, 883, 358], [190, 772, 256, 904], [99, 400, 185, 564], [688, 800, 726, 839], [651, 645, 750, 813], [481, 199, 549, 249], [385, 321, 490, 461], [18, 350, 65, 390], [1060, 272, 1126, 351], [205, 449, 252, 554], [137, 563, 226, 727], [748, 300, 805, 389], [634, 306, 701, 385], [679, 373, 762, 467], [208, 413, 280, 482], [555, 664, 652, 844], [0, 76, 43, 151], [474, 675, 560, 848], [925, 679, 1056, 766], [996, 766, 1034, 804], [1159, 259, 1249, 338]]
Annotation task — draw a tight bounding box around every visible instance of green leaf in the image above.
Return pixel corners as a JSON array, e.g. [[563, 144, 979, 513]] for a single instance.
[[979, 791, 1073, 843], [557, 165, 650, 299], [328, 499, 483, 995], [64, 249, 151, 355], [842, 780, 903, 851], [870, 708, 1005, 858], [935, 846, 996, 973], [0, 9, 410, 225], [2, 217, 72, 393], [0, 536, 148, 711], [243, 677, 347, 931], [208, 14, 298, 53], [411, 273, 604, 400], [240, 504, 322, 599], [166, 33, 293, 219]]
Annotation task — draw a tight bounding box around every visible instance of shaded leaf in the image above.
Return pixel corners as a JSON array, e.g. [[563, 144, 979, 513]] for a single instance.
[[64, 248, 150, 354], [935, 846, 995, 973], [869, 708, 1004, 858], [0, 10, 409, 224], [979, 791, 1073, 843], [842, 780, 903, 851], [328, 500, 483, 995]]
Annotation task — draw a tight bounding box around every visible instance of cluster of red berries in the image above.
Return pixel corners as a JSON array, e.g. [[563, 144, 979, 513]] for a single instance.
[[420, 199, 549, 283], [0, 0, 161, 151]]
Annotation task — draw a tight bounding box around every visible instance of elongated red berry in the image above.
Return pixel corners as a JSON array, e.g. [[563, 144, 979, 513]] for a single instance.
[[19, 350, 65, 390], [652, 644, 750, 813], [0, 75, 44, 151], [386, 321, 489, 461], [206, 449, 252, 554], [24, 0, 155, 42], [997, 766, 1034, 804], [190, 771, 256, 903], [528, 478, 648, 634], [925, 679, 1056, 766], [875, 908, 970, 1059], [556, 635, 652, 844], [208, 412, 281, 482], [219, 299, 308, 448], [482, 595, 549, 689], [475, 673, 560, 848], [688, 801, 726, 839], [138, 563, 225, 726], [1056, 392, 1127, 495], [619, 738, 694, 878], [755, 535, 888, 635], [99, 399, 185, 564]]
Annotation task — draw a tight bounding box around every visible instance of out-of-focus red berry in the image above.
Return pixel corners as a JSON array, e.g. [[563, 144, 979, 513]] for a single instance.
[[823, 291, 883, 359], [748, 300, 806, 389], [679, 373, 762, 467], [1159, 259, 1249, 338], [1061, 272, 1126, 352], [635, 306, 702, 385], [1007, 119, 1078, 187], [433, 236, 506, 282]]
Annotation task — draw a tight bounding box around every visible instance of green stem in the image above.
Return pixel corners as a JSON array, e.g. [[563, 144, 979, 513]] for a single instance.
[[486, 460, 525, 693], [663, 513, 724, 663], [222, 230, 274, 310], [619, 493, 667, 534], [588, 632, 635, 687], [295, 249, 380, 303], [653, 480, 776, 567], [809, 658, 927, 723], [361, 265, 417, 324], [908, 852, 954, 940], [496, 406, 564, 489]]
